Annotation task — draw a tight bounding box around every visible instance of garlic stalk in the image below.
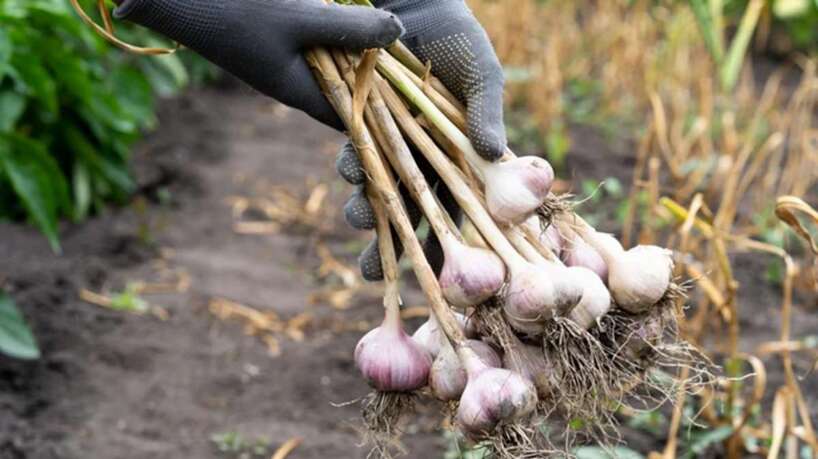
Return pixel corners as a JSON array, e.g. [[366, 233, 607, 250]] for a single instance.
[[337, 51, 505, 309], [376, 54, 555, 224], [374, 76, 564, 323], [354, 170, 431, 392], [307, 49, 468, 359]]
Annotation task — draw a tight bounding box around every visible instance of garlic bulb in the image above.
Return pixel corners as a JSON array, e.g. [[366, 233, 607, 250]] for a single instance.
[[412, 311, 469, 358], [562, 233, 608, 283], [484, 157, 554, 224], [503, 340, 560, 399], [609, 245, 673, 312], [429, 340, 502, 401], [622, 313, 664, 362], [439, 238, 506, 308], [355, 306, 432, 392], [538, 261, 584, 315], [524, 217, 563, 257], [566, 266, 612, 330], [578, 229, 673, 313], [503, 262, 559, 330], [457, 347, 538, 435]]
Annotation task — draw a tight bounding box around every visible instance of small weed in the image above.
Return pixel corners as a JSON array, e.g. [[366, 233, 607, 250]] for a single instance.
[[210, 431, 271, 458]]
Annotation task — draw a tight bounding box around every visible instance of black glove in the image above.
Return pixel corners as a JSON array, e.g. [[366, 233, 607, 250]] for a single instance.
[[340, 0, 505, 280], [114, 0, 404, 129], [337, 140, 462, 281]]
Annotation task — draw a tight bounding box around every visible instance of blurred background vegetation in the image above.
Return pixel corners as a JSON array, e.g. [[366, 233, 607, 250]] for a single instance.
[[0, 0, 215, 254], [0, 0, 216, 359]]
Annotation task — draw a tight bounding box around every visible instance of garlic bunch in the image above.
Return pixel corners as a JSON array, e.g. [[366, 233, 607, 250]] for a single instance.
[[456, 347, 538, 435], [484, 157, 554, 224], [429, 339, 501, 401], [355, 305, 432, 392]]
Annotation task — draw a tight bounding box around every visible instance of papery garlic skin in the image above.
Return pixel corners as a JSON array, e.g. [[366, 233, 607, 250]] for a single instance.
[[484, 157, 554, 224], [609, 245, 673, 313], [567, 266, 612, 330], [563, 234, 608, 283], [439, 241, 506, 309], [457, 360, 538, 435], [429, 340, 502, 401], [412, 312, 469, 358], [355, 325, 432, 392]]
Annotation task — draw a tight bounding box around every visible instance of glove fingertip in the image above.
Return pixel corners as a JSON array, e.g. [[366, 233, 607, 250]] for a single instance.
[[361, 9, 405, 48], [470, 124, 507, 161], [336, 142, 366, 185], [359, 239, 384, 282], [344, 190, 376, 230]]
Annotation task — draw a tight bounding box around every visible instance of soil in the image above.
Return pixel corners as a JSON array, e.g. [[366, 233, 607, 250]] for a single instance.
[[1, 83, 816, 459]]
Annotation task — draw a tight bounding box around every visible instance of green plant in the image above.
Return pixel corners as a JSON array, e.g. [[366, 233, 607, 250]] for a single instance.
[[0, 0, 210, 251], [689, 0, 766, 91], [210, 431, 271, 457], [0, 289, 40, 360]]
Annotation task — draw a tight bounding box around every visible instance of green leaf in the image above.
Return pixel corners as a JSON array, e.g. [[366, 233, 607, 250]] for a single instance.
[[8, 54, 58, 115], [0, 28, 11, 79], [683, 425, 734, 458], [72, 162, 91, 221], [0, 91, 26, 132], [0, 290, 40, 360], [574, 446, 645, 459], [0, 134, 69, 252], [109, 290, 148, 313], [64, 125, 134, 194]]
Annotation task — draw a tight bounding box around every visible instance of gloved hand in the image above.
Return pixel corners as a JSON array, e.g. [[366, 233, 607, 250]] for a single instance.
[[113, 0, 405, 129], [340, 0, 506, 280], [338, 141, 461, 281]]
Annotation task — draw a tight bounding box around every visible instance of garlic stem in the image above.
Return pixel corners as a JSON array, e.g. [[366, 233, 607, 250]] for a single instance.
[[377, 53, 554, 224], [367, 186, 402, 331], [376, 53, 491, 180], [308, 49, 467, 349], [373, 74, 529, 272]]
